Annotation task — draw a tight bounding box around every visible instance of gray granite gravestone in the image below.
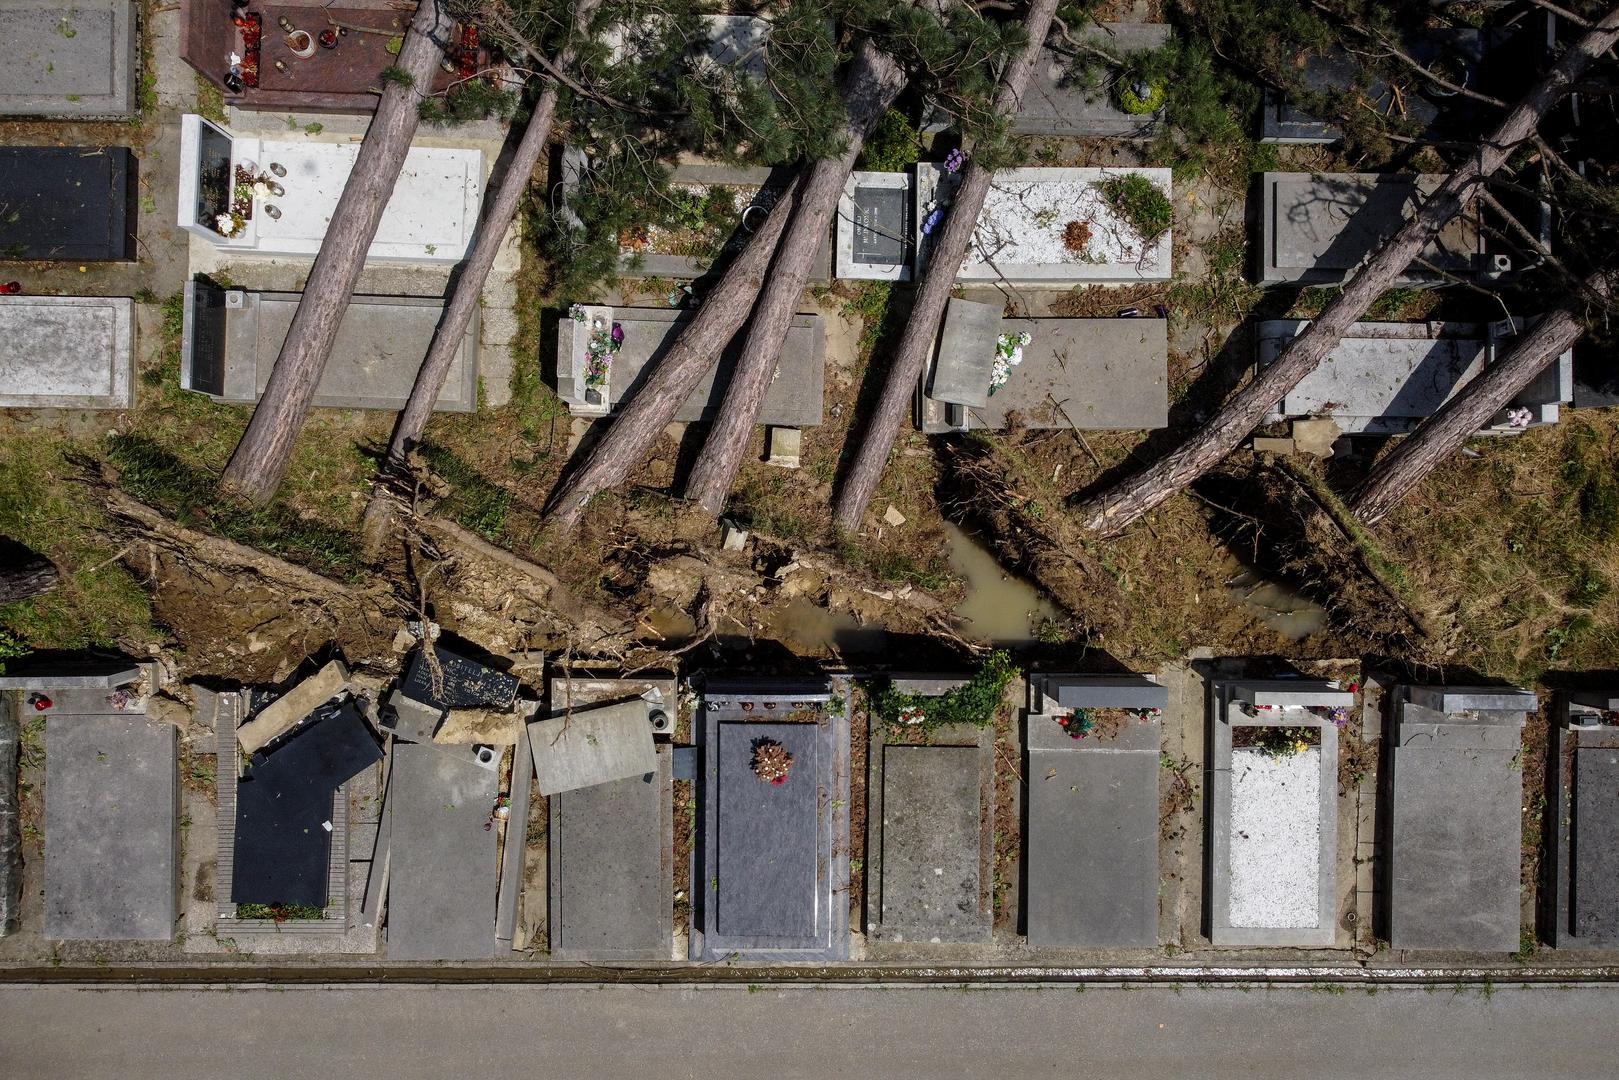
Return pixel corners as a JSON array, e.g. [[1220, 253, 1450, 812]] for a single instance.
[[1034, 674, 1168, 713], [694, 681, 848, 961], [549, 752, 672, 960], [1025, 701, 1160, 948], [1573, 746, 1619, 940], [929, 298, 1001, 408], [837, 171, 913, 281], [1, 0, 136, 117], [386, 743, 500, 960], [529, 698, 657, 795], [1013, 24, 1171, 138], [1387, 688, 1528, 952], [0, 653, 140, 690], [0, 296, 133, 409], [1547, 698, 1619, 949], [877, 745, 988, 943], [1259, 173, 1490, 286], [45, 713, 179, 940], [181, 281, 478, 412], [921, 316, 1168, 433]]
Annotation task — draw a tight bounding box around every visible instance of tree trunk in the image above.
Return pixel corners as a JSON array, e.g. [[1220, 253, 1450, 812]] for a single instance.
[[219, 0, 451, 505], [1351, 276, 1613, 525], [383, 0, 602, 471], [680, 39, 909, 515], [832, 0, 1060, 533], [540, 169, 804, 534], [0, 538, 57, 604], [1070, 4, 1619, 539]]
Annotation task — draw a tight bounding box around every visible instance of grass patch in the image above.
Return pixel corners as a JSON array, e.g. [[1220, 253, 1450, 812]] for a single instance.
[[417, 443, 512, 541], [236, 902, 324, 921], [1100, 174, 1173, 242]]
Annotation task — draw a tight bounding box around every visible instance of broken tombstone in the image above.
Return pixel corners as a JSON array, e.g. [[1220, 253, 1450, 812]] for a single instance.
[[527, 698, 658, 796]]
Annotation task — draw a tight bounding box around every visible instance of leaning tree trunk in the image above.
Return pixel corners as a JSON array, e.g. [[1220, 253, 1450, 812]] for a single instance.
[[680, 38, 909, 515], [219, 0, 451, 505], [1070, 5, 1619, 539], [0, 538, 58, 604], [1351, 274, 1614, 525], [382, 0, 602, 472], [540, 170, 804, 534], [832, 0, 1060, 533]]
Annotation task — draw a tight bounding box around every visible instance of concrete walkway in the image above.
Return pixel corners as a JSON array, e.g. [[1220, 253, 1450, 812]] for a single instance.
[[2, 983, 1616, 1079]]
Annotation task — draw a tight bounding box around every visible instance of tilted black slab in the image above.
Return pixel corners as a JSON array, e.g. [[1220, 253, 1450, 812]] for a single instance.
[[0, 146, 135, 261], [398, 644, 519, 711], [231, 701, 382, 907]]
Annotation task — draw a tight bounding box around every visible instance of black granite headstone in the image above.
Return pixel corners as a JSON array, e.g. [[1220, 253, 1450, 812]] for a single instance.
[[186, 278, 229, 397], [0, 146, 134, 261], [1574, 746, 1619, 939], [852, 185, 909, 266], [231, 701, 382, 907], [399, 644, 519, 711], [715, 721, 820, 941]]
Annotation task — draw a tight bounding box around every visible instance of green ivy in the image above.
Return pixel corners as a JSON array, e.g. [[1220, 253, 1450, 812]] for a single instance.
[[874, 650, 1018, 735]]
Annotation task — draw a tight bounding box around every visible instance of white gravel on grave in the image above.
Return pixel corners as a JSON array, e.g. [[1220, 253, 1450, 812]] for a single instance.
[[964, 176, 1166, 273], [1228, 746, 1321, 929]]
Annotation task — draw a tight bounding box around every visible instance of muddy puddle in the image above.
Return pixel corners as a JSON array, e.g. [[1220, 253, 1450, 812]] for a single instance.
[[942, 522, 1065, 645], [1226, 570, 1329, 641]]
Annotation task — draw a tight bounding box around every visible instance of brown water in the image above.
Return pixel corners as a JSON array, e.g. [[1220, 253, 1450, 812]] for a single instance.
[[1226, 571, 1329, 641], [942, 522, 1065, 644]]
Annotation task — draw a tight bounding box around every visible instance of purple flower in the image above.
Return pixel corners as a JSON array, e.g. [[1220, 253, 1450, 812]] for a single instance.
[[944, 148, 966, 173]]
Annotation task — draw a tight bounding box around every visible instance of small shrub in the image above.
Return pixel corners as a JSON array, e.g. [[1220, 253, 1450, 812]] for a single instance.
[[1062, 220, 1092, 252], [1116, 77, 1165, 115], [1100, 174, 1173, 241], [874, 650, 1018, 735], [860, 107, 918, 173]]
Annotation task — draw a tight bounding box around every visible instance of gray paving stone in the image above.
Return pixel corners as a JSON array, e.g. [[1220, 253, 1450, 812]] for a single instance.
[[1408, 686, 1537, 715], [1389, 703, 1521, 952], [45, 715, 178, 940], [1232, 680, 1354, 709], [528, 699, 657, 796], [1572, 691, 1619, 712], [1573, 746, 1619, 941], [183, 282, 477, 412], [1026, 720, 1160, 948], [0, 296, 133, 408], [386, 744, 499, 960], [549, 751, 671, 960], [877, 746, 987, 943], [1, 0, 136, 117]]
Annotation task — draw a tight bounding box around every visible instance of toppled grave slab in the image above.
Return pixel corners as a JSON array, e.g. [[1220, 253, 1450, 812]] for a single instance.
[[1025, 674, 1165, 948], [693, 680, 850, 962], [234, 659, 349, 755], [1260, 320, 1572, 436], [0, 297, 133, 409], [1208, 679, 1348, 948], [528, 698, 658, 795], [1388, 684, 1530, 953]]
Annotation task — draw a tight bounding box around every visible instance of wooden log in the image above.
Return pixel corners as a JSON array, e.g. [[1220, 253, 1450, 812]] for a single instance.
[[1069, 5, 1619, 538], [219, 0, 452, 505], [1351, 275, 1613, 525], [832, 0, 1061, 533], [679, 38, 909, 515], [0, 538, 58, 605]]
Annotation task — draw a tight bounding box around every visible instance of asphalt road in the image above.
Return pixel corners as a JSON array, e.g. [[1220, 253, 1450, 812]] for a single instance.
[[3, 982, 1616, 1079]]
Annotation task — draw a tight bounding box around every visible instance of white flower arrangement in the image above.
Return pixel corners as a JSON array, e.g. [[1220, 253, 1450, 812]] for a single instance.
[[897, 706, 927, 727], [989, 331, 1032, 394]]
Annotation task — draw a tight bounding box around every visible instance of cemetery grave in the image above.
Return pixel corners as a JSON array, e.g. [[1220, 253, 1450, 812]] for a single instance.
[[0, 657, 179, 941], [1, 0, 136, 117], [1387, 685, 1534, 953], [838, 171, 914, 281], [864, 678, 993, 946], [0, 296, 134, 409], [1011, 23, 1171, 139], [540, 676, 674, 961], [1023, 674, 1165, 948], [693, 679, 850, 962], [1548, 690, 1619, 950], [1208, 679, 1350, 948], [178, 114, 483, 262], [1259, 320, 1573, 436], [556, 305, 824, 426], [1258, 172, 1498, 286], [0, 146, 135, 262], [181, 278, 478, 412], [919, 307, 1168, 434], [916, 166, 1173, 286]]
